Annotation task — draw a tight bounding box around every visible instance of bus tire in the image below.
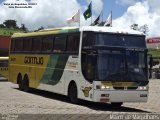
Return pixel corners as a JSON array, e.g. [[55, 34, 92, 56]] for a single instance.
[[23, 75, 30, 92], [68, 82, 79, 104], [17, 74, 23, 90], [111, 102, 123, 107]]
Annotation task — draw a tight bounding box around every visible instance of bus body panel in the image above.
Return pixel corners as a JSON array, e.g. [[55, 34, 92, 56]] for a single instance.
[[0, 67, 9, 79], [93, 90, 148, 102], [92, 80, 148, 102]]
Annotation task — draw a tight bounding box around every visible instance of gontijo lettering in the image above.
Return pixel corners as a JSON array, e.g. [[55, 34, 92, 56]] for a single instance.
[[24, 56, 43, 65]]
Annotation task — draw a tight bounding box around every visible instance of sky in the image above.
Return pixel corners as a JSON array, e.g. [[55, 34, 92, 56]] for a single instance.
[[0, 0, 160, 37]]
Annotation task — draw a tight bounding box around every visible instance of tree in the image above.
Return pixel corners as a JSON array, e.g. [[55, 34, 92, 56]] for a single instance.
[[20, 24, 27, 31], [139, 24, 149, 35], [3, 20, 17, 28], [38, 26, 44, 31], [130, 24, 149, 35], [34, 26, 44, 32], [130, 24, 138, 30], [0, 24, 5, 28]]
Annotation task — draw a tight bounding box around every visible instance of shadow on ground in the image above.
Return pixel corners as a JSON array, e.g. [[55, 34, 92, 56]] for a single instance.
[[14, 88, 150, 113]]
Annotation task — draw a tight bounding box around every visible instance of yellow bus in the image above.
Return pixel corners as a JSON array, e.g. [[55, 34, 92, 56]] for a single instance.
[[0, 57, 9, 79], [9, 26, 150, 106]]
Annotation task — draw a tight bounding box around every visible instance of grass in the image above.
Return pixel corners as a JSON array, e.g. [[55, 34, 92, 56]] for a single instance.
[[0, 28, 25, 36], [148, 49, 160, 58]]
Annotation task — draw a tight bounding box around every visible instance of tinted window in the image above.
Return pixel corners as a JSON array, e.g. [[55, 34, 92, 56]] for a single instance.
[[11, 39, 15, 51], [82, 32, 95, 48], [23, 38, 32, 51], [82, 32, 146, 48], [42, 36, 53, 52], [96, 33, 146, 48], [0, 60, 8, 67], [14, 38, 23, 51], [54, 35, 66, 52], [32, 37, 42, 51], [67, 35, 80, 53]]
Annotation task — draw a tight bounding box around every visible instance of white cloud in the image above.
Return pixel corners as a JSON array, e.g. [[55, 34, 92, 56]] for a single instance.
[[0, 0, 103, 30], [116, 0, 140, 6], [113, 1, 160, 37]]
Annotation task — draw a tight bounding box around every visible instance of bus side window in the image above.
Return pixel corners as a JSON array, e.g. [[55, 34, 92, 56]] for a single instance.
[[32, 37, 42, 52], [11, 39, 15, 51], [82, 32, 95, 48], [42, 36, 53, 52], [81, 52, 96, 83], [67, 34, 80, 54], [53, 35, 66, 53], [14, 38, 23, 52], [23, 38, 32, 52]]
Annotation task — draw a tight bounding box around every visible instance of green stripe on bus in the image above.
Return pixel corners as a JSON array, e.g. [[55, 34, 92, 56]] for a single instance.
[[40, 54, 69, 85]]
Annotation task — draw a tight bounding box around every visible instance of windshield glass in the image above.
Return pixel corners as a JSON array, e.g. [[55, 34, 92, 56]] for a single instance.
[[97, 50, 125, 80], [96, 50, 148, 81], [96, 33, 146, 48], [81, 32, 148, 82], [82, 32, 146, 48]]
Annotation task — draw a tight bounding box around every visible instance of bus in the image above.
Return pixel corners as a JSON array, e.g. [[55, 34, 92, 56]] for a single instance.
[[0, 57, 9, 79], [9, 26, 150, 106]]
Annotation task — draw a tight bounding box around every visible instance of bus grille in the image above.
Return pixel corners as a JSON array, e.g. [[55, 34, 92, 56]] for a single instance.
[[113, 87, 138, 90]]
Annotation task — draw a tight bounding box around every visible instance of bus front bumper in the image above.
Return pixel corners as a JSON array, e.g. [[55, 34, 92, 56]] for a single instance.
[[93, 90, 148, 103]]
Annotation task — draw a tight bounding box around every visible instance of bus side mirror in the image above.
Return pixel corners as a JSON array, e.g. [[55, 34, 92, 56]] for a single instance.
[[147, 55, 153, 79], [149, 56, 153, 69], [147, 54, 153, 69]]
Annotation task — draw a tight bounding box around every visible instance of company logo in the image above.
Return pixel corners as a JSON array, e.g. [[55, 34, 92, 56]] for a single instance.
[[24, 56, 43, 65]]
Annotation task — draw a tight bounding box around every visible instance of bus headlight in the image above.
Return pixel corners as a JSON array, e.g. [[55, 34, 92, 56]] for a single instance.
[[101, 85, 106, 89], [96, 85, 111, 90], [138, 86, 148, 90], [101, 85, 111, 89]]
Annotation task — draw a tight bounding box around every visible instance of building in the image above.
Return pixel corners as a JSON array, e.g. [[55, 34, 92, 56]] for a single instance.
[[0, 35, 11, 56], [146, 37, 160, 49]]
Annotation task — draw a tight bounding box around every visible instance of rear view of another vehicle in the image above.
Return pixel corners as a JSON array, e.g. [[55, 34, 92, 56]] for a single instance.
[[0, 57, 9, 80]]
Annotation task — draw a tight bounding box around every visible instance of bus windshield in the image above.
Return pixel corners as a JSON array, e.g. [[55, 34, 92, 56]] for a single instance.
[[97, 50, 148, 82], [82, 32, 146, 48], [82, 32, 148, 82], [96, 33, 146, 48]]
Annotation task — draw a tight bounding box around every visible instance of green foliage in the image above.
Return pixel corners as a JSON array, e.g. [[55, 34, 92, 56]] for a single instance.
[[20, 24, 27, 31], [0, 24, 5, 28], [0, 19, 28, 34], [130, 24, 149, 35], [148, 49, 160, 58], [0, 28, 26, 36], [3, 20, 17, 28]]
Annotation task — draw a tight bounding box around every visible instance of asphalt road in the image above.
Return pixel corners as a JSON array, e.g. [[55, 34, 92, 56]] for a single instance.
[[0, 78, 160, 120]]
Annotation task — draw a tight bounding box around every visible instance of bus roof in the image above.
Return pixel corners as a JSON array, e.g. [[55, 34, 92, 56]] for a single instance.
[[0, 57, 9, 60], [12, 26, 144, 38], [80, 26, 144, 35]]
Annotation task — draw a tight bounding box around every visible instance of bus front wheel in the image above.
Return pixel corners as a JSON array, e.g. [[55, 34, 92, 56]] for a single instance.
[[68, 82, 79, 104]]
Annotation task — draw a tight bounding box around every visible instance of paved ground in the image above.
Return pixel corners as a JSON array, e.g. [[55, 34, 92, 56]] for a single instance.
[[0, 79, 160, 119]]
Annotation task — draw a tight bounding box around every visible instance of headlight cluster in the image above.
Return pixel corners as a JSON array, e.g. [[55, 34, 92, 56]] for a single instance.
[[138, 86, 148, 90], [96, 85, 111, 90]]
